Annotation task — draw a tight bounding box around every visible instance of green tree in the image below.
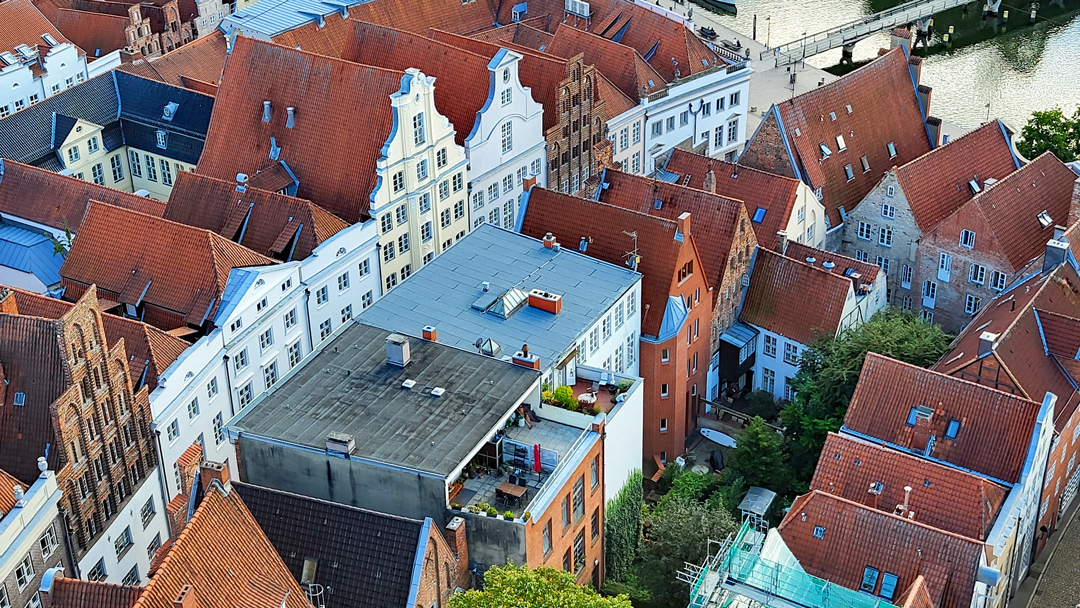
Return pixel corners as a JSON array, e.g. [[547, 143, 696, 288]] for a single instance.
[[727, 416, 786, 493], [604, 471, 643, 582], [1016, 107, 1079, 162], [450, 564, 631, 608], [782, 309, 951, 483], [636, 496, 738, 608]]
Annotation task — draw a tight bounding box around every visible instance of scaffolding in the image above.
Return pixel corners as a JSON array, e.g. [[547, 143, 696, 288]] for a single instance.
[[681, 522, 897, 608]]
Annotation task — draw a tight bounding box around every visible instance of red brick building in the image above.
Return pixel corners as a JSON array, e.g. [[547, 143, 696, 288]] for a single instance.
[[520, 187, 712, 463]]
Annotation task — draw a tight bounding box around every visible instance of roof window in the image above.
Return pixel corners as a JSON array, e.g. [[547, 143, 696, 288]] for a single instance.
[[819, 143, 832, 158], [13, 392, 25, 406], [945, 419, 960, 439], [968, 179, 981, 194], [829, 111, 837, 121], [794, 127, 802, 137], [845, 104, 853, 114], [812, 526, 825, 539], [752, 207, 766, 223], [1037, 211, 1053, 228], [836, 134, 846, 152], [42, 33, 59, 46], [887, 141, 897, 158]]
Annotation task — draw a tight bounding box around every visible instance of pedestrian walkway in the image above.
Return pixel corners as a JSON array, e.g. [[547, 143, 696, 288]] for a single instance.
[[1013, 495, 1080, 608]]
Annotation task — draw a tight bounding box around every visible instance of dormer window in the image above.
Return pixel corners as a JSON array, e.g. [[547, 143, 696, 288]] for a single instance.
[[156, 130, 167, 149], [501, 88, 512, 106], [1037, 211, 1053, 228]]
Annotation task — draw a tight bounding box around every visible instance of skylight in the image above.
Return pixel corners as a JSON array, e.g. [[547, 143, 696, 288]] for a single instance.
[[945, 419, 960, 439], [1038, 211, 1053, 228], [42, 33, 59, 46], [0, 52, 16, 66], [819, 143, 832, 158], [828, 111, 837, 121], [752, 207, 766, 223], [835, 134, 846, 151]]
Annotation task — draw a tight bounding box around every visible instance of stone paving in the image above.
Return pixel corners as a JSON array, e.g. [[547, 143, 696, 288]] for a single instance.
[[1026, 501, 1080, 608]]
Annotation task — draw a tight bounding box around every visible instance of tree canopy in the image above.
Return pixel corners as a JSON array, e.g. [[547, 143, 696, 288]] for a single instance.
[[782, 309, 951, 483], [727, 416, 786, 493], [1016, 107, 1079, 162], [450, 564, 631, 608]]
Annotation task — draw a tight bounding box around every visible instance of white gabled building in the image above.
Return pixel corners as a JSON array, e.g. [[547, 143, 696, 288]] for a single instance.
[[0, 0, 91, 118]]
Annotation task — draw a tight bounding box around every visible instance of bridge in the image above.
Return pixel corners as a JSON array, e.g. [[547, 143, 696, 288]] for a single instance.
[[759, 0, 970, 66]]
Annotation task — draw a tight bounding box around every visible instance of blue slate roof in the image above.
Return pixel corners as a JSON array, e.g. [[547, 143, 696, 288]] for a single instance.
[[221, 0, 368, 37], [51, 114, 79, 149], [0, 71, 213, 166], [0, 224, 65, 287], [358, 224, 641, 368]]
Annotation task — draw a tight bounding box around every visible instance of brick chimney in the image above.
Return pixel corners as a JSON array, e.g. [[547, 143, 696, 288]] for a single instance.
[[677, 212, 691, 240], [703, 170, 716, 194], [422, 325, 438, 341], [775, 230, 788, 254], [512, 344, 541, 370], [908, 55, 923, 88], [911, 414, 933, 454], [444, 517, 469, 589], [174, 585, 195, 608], [199, 460, 230, 493], [925, 116, 942, 147]]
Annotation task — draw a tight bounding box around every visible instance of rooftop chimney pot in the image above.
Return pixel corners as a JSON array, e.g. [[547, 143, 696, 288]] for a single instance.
[[422, 325, 438, 341], [543, 233, 556, 249], [174, 585, 196, 608], [978, 331, 998, 357], [822, 260, 836, 272], [805, 257, 816, 266], [775, 231, 788, 254], [285, 106, 296, 128]]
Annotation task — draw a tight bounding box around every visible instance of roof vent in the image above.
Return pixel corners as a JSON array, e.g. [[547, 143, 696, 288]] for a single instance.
[[579, 236, 588, 252], [286, 106, 296, 129], [402, 379, 417, 389], [326, 431, 355, 455], [805, 257, 816, 266], [385, 334, 411, 367], [978, 331, 998, 357], [162, 101, 179, 121], [822, 261, 835, 273], [262, 100, 272, 123], [431, 387, 446, 397]]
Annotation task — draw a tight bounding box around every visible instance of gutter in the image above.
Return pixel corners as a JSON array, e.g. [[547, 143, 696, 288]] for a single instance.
[[153, 428, 174, 539], [405, 518, 433, 607]]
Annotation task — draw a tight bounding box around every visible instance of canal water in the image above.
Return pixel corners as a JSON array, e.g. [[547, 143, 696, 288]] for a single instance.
[[699, 0, 1080, 130]]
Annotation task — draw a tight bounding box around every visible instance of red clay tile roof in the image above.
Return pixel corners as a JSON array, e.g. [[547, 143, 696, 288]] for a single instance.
[[545, 24, 664, 98], [48, 577, 144, 608], [0, 0, 81, 59], [1, 286, 188, 392], [60, 202, 276, 328], [118, 31, 227, 90], [780, 490, 982, 608], [812, 433, 1007, 540], [164, 172, 348, 260], [758, 47, 931, 227], [587, 0, 717, 81], [594, 71, 635, 119], [739, 247, 853, 345], [933, 263, 1080, 433], [895, 576, 936, 608], [271, 12, 355, 56], [0, 160, 166, 232], [0, 467, 25, 513], [895, 120, 1019, 231], [935, 152, 1079, 271], [130, 486, 311, 608], [470, 21, 554, 49], [520, 187, 701, 337], [596, 169, 750, 300], [665, 148, 801, 250], [339, 21, 491, 146], [346, 0, 496, 36], [430, 28, 569, 133], [845, 353, 1041, 484], [197, 36, 403, 223], [54, 8, 130, 57], [783, 241, 880, 283]]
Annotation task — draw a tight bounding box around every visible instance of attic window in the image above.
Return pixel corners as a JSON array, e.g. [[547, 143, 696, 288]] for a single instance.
[[155, 130, 168, 149], [0, 52, 15, 66], [887, 141, 897, 158], [1037, 211, 1053, 228], [829, 111, 837, 121], [968, 179, 981, 194], [836, 134, 846, 152], [647, 79, 654, 88], [819, 143, 832, 158], [812, 526, 825, 539], [701, 58, 709, 67], [845, 104, 853, 114], [752, 207, 766, 223], [42, 33, 59, 46], [653, 199, 663, 210], [945, 419, 960, 440], [13, 392, 26, 406]]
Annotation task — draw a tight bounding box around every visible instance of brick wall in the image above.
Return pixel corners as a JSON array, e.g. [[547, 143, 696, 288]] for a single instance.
[[709, 209, 757, 355], [546, 56, 607, 196], [737, 111, 796, 179], [414, 522, 467, 608], [524, 440, 604, 588]]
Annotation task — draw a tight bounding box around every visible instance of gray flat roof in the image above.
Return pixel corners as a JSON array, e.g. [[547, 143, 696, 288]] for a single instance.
[[359, 224, 641, 368], [231, 322, 541, 476]]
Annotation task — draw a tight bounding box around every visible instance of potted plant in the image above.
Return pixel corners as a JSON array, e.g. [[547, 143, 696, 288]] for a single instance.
[[486, 506, 499, 517], [503, 510, 514, 520], [451, 503, 462, 510], [522, 511, 531, 521]]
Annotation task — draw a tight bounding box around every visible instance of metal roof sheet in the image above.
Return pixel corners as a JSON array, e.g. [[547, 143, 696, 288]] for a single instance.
[[0, 224, 65, 286], [221, 0, 370, 38]]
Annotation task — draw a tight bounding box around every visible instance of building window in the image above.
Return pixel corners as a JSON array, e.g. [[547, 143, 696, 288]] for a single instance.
[[857, 221, 872, 241], [336, 272, 350, 292], [714, 126, 723, 148], [141, 497, 156, 525], [166, 419, 180, 441], [284, 308, 297, 330], [878, 226, 893, 247], [879, 573, 899, 601], [901, 264, 912, 289], [156, 131, 167, 149], [263, 361, 279, 388], [129, 150, 142, 177], [860, 567, 879, 593], [413, 112, 425, 146], [288, 341, 302, 368], [876, 256, 890, 274], [92, 163, 105, 185], [965, 294, 981, 315], [319, 319, 332, 339], [380, 214, 393, 234], [453, 173, 464, 192], [969, 263, 986, 284], [121, 566, 139, 587], [661, 348, 669, 362], [341, 305, 353, 323], [398, 233, 410, 254], [238, 382, 253, 408], [187, 397, 199, 419], [416, 159, 429, 181], [562, 496, 571, 528], [573, 476, 585, 520], [990, 270, 1006, 291], [501, 88, 512, 105], [501, 121, 513, 153], [385, 272, 398, 291], [543, 521, 552, 555], [87, 559, 106, 582], [843, 163, 854, 180], [882, 203, 895, 219], [39, 525, 58, 557], [392, 171, 405, 192], [439, 180, 450, 200], [923, 280, 937, 301], [764, 335, 777, 357], [761, 368, 775, 393], [660, 418, 668, 432], [730, 91, 741, 106], [316, 285, 329, 305], [114, 527, 133, 558], [66, 145, 80, 163], [421, 221, 433, 242], [783, 342, 798, 365], [960, 229, 976, 249], [727, 118, 739, 144], [651, 122, 663, 137], [110, 154, 124, 182], [660, 383, 669, 397], [14, 554, 33, 590], [382, 243, 395, 263], [212, 412, 224, 444], [574, 529, 586, 571], [145, 154, 158, 181], [436, 147, 448, 168]]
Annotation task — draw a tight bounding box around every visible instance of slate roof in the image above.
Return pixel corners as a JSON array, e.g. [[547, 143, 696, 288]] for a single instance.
[[1, 286, 188, 392], [595, 169, 749, 304], [545, 24, 664, 98], [844, 353, 1042, 485], [197, 36, 403, 223], [360, 223, 640, 367], [130, 485, 310, 608], [233, 482, 425, 608], [60, 202, 276, 328], [221, 0, 367, 38], [751, 47, 931, 227], [0, 161, 165, 232], [783, 240, 880, 284], [779, 490, 982, 608], [812, 432, 1007, 540], [0, 70, 213, 166], [54, 8, 131, 58], [339, 21, 492, 146], [936, 152, 1078, 272], [0, 0, 80, 62], [739, 247, 853, 345], [933, 263, 1080, 433], [0, 467, 25, 514], [164, 172, 348, 261], [0, 223, 66, 287], [664, 148, 802, 250], [118, 31, 228, 91], [47, 577, 144, 608], [232, 322, 541, 476], [519, 187, 693, 337], [895, 120, 1019, 231]]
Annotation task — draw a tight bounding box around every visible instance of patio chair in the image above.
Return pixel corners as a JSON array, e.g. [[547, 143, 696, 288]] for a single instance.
[[494, 488, 507, 509], [508, 473, 519, 485]]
